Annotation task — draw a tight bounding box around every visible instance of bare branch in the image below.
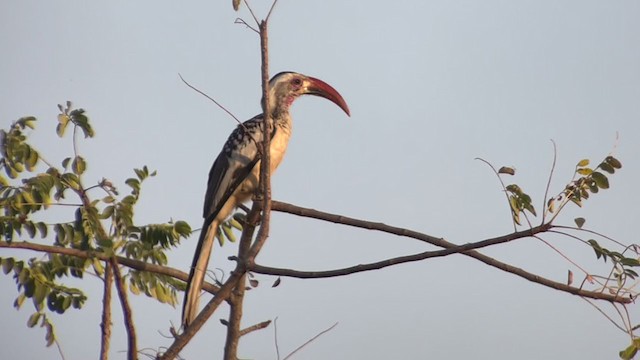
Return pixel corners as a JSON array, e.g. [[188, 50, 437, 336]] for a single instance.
[[110, 258, 138, 360], [266, 0, 280, 22], [268, 201, 633, 304], [251, 223, 552, 278], [178, 73, 243, 127], [283, 322, 338, 360], [242, 0, 260, 26], [234, 18, 259, 34]]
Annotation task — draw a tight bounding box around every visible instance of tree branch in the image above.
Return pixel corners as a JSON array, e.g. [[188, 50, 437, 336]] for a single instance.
[[0, 241, 220, 295], [100, 261, 113, 360], [248, 20, 272, 262], [110, 257, 138, 360], [267, 200, 632, 303], [159, 206, 262, 360], [239, 320, 271, 337], [223, 202, 259, 360]]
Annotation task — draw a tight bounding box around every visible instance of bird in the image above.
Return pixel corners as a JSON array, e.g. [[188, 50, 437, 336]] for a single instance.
[[182, 71, 350, 327]]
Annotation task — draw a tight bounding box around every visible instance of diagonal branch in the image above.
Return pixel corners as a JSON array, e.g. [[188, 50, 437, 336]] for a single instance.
[[110, 257, 138, 360]]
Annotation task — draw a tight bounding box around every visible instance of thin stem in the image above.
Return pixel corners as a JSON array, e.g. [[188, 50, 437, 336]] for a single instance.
[[283, 322, 338, 360], [274, 317, 281, 360], [178, 73, 243, 127], [541, 140, 557, 223], [475, 157, 517, 232], [234, 18, 259, 34], [243, 0, 260, 26], [534, 235, 592, 278], [266, 0, 280, 21], [581, 297, 627, 333]]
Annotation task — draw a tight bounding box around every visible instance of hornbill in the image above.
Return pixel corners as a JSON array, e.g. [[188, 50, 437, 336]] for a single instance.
[[182, 72, 350, 327]]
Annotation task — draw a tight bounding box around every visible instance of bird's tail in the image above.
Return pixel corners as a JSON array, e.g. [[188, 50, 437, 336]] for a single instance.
[[182, 219, 218, 328]]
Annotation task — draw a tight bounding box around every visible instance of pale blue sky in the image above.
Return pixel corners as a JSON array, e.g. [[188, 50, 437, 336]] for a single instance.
[[1, 1, 639, 359]]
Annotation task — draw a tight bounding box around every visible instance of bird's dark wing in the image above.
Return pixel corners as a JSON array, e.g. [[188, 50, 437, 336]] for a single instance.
[[202, 115, 266, 224]]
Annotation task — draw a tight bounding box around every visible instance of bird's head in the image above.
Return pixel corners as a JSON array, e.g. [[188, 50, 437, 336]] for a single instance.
[[265, 72, 350, 118]]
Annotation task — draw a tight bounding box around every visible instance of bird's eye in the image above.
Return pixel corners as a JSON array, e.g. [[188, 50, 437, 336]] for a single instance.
[[291, 78, 302, 86]]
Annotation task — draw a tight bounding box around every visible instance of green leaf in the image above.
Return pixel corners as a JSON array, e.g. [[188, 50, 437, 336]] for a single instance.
[[56, 114, 69, 137], [621, 258, 640, 267], [61, 157, 71, 169], [71, 156, 86, 175], [222, 223, 236, 242], [27, 312, 41, 328], [577, 159, 590, 167], [591, 171, 610, 189], [574, 217, 586, 229], [620, 342, 638, 360], [100, 205, 114, 219], [587, 239, 603, 260], [92, 258, 105, 276], [229, 217, 243, 231], [2, 257, 15, 274], [576, 168, 592, 176], [606, 156, 622, 169], [498, 166, 515, 175], [173, 221, 192, 237], [36, 222, 48, 238], [599, 162, 615, 174]]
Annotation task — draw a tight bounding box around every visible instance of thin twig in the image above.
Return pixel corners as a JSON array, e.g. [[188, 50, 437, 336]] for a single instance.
[[100, 261, 113, 360], [234, 18, 259, 34], [243, 0, 260, 26], [110, 257, 138, 360], [533, 235, 592, 278], [178, 73, 243, 127], [283, 322, 338, 360], [581, 297, 627, 333], [54, 338, 67, 360], [475, 157, 517, 232], [274, 317, 281, 360], [541, 140, 557, 223], [266, 0, 280, 21], [552, 225, 631, 250]]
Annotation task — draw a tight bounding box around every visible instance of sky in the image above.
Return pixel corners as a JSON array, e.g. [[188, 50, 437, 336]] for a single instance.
[[1, 1, 640, 359]]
